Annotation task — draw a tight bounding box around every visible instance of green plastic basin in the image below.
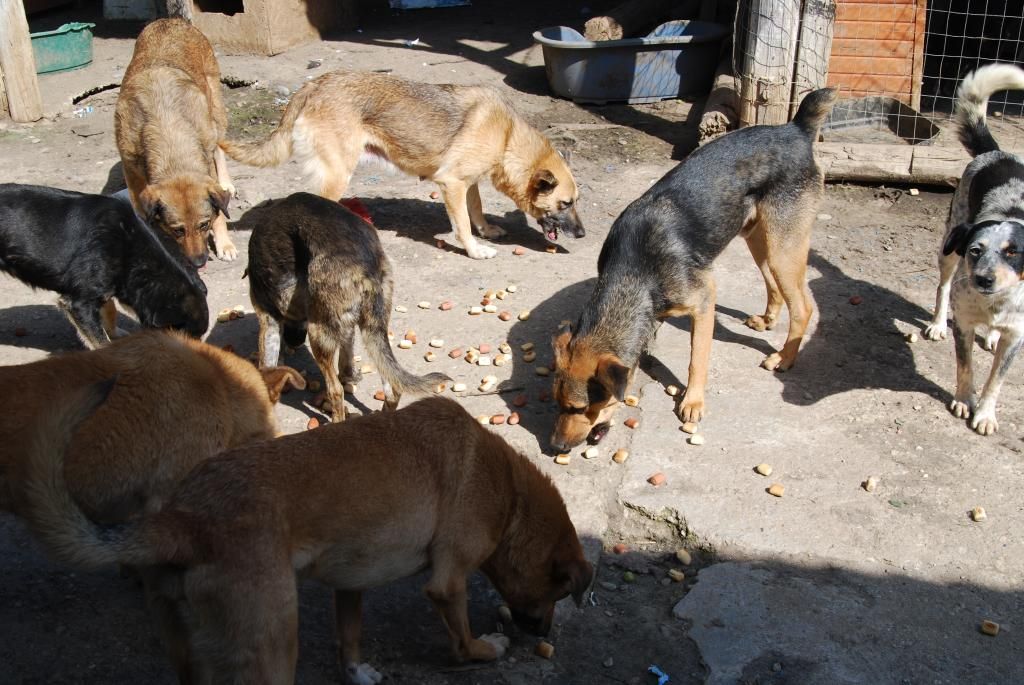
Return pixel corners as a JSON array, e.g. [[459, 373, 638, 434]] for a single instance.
[[31, 22, 96, 75]]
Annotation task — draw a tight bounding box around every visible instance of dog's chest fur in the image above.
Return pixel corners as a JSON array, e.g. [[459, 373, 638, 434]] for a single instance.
[[952, 273, 1024, 331]]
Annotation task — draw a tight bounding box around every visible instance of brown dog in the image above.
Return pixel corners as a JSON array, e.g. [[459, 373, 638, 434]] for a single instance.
[[245, 193, 450, 421], [27, 396, 593, 685], [116, 18, 235, 267], [1, 329, 303, 522], [220, 71, 585, 260]]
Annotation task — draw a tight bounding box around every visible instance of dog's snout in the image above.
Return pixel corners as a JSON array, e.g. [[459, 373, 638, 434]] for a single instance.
[[191, 252, 208, 268], [975, 273, 995, 290], [568, 209, 585, 238]]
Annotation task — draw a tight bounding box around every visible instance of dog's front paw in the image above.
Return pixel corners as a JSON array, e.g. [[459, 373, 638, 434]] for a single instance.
[[220, 180, 237, 198], [971, 409, 998, 435], [214, 237, 239, 261], [345, 663, 383, 685], [466, 242, 497, 260], [678, 392, 705, 424], [744, 313, 776, 332], [478, 223, 507, 239], [949, 396, 974, 419], [479, 633, 510, 660], [761, 351, 795, 372], [923, 322, 948, 341], [983, 329, 1000, 352]]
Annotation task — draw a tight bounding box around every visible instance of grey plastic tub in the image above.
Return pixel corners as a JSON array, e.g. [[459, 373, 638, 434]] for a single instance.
[[533, 20, 729, 104]]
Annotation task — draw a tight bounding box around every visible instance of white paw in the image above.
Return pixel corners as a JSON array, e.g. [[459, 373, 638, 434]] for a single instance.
[[479, 633, 510, 659], [215, 237, 239, 261], [923, 323, 947, 341], [465, 242, 497, 260], [971, 406, 998, 435], [220, 181, 237, 198], [949, 397, 974, 419], [346, 662, 383, 685], [478, 223, 506, 239], [983, 329, 1000, 352]]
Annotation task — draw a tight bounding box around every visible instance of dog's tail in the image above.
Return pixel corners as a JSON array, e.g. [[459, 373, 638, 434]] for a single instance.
[[219, 82, 315, 168], [792, 88, 838, 138], [23, 379, 192, 570], [166, 0, 193, 21], [360, 290, 451, 399], [954, 63, 1024, 157]]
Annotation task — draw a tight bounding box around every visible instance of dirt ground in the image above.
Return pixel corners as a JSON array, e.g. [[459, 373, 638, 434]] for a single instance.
[[1, 2, 1023, 684]]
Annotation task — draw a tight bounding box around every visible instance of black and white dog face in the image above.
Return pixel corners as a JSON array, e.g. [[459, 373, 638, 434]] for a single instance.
[[943, 219, 1024, 294]]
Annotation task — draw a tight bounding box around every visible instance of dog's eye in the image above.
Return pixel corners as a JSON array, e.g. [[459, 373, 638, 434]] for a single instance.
[[173, 226, 186, 239], [561, 405, 586, 415], [198, 221, 211, 232], [1007, 247, 1019, 258], [969, 246, 982, 257], [558, 200, 574, 211]]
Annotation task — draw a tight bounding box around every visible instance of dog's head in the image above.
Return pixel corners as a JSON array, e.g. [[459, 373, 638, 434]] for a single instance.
[[526, 149, 585, 243], [550, 326, 631, 452], [944, 219, 1024, 294], [481, 447, 594, 636], [138, 175, 231, 268], [123, 213, 210, 339]]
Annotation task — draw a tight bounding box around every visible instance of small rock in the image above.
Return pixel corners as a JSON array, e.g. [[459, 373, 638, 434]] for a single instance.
[[648, 472, 666, 486], [863, 476, 879, 492], [599, 581, 618, 592], [660, 577, 672, 586], [622, 571, 636, 583], [603, 657, 614, 668], [613, 449, 629, 464], [817, 213, 832, 221], [555, 453, 571, 466], [624, 395, 640, 407], [624, 417, 640, 429], [768, 483, 785, 497], [755, 463, 773, 477], [688, 434, 705, 446], [971, 506, 987, 522], [980, 620, 1000, 636]]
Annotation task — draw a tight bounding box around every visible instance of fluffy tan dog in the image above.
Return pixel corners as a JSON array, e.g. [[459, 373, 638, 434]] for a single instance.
[[221, 71, 585, 260]]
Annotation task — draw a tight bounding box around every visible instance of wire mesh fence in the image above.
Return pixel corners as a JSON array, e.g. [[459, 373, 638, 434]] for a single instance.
[[733, 0, 1024, 149]]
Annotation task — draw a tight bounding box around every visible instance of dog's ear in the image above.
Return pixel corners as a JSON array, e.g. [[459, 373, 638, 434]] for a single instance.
[[595, 354, 630, 402], [530, 169, 559, 198], [261, 366, 306, 404], [209, 185, 232, 221], [558, 558, 594, 608], [943, 223, 973, 256], [552, 328, 572, 366], [138, 187, 165, 225], [557, 147, 573, 165]]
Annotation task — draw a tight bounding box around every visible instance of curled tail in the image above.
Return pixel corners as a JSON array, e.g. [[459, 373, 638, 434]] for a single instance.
[[219, 81, 315, 168], [955, 63, 1024, 157], [360, 290, 450, 399], [24, 379, 191, 570], [792, 88, 838, 138]]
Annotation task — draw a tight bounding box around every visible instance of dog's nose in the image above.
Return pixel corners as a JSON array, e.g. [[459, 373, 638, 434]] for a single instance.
[[975, 274, 995, 290], [550, 437, 569, 452], [191, 253, 208, 268]]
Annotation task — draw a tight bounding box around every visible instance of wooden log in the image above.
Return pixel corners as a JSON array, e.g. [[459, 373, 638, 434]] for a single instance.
[[790, 0, 836, 120], [736, 0, 801, 127], [698, 57, 739, 145], [814, 142, 970, 187], [584, 0, 675, 41], [0, 0, 43, 122]]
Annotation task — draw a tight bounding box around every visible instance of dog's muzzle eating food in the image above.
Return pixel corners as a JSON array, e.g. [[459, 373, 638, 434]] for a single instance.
[[539, 206, 585, 242]]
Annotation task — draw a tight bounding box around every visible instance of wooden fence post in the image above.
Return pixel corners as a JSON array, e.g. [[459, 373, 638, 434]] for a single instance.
[[790, 0, 836, 118], [0, 0, 44, 122], [735, 0, 802, 126]]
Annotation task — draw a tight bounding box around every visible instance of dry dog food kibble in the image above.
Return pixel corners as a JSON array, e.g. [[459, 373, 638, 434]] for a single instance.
[[495, 290, 507, 300], [493, 354, 508, 366], [971, 506, 987, 522], [398, 339, 413, 349], [523, 350, 537, 363], [535, 366, 550, 376], [395, 305, 408, 313], [440, 300, 453, 311], [491, 414, 506, 425], [479, 343, 492, 354], [624, 395, 640, 407], [755, 463, 773, 477], [520, 342, 535, 352], [864, 476, 879, 492], [648, 472, 666, 486], [306, 417, 319, 430], [980, 620, 1000, 636], [448, 348, 463, 358], [554, 454, 571, 466], [513, 394, 528, 407], [507, 284, 518, 293], [508, 412, 520, 425], [535, 641, 555, 659], [360, 364, 374, 374], [665, 384, 680, 396], [498, 342, 512, 354], [483, 304, 498, 313], [584, 447, 599, 459], [688, 434, 705, 446], [498, 311, 512, 321], [613, 449, 629, 464], [513, 247, 525, 255], [668, 569, 685, 582], [424, 351, 436, 362], [675, 548, 692, 565], [518, 310, 531, 321], [404, 330, 417, 343], [624, 417, 640, 429], [452, 383, 467, 392], [429, 339, 444, 348], [373, 390, 386, 401], [477, 415, 490, 425], [469, 306, 483, 315], [612, 543, 628, 554], [477, 355, 492, 366], [768, 483, 785, 497], [417, 301, 430, 309]]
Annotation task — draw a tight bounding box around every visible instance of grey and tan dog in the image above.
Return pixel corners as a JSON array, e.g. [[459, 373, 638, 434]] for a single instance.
[[245, 193, 450, 421], [116, 18, 235, 266], [221, 71, 584, 260], [551, 89, 837, 450], [923, 64, 1024, 436], [27, 395, 593, 685]]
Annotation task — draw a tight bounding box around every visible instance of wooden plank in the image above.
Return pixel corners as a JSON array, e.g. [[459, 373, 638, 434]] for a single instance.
[[0, 0, 43, 122], [815, 142, 970, 186], [834, 22, 915, 41], [826, 73, 914, 95], [836, 4, 917, 22], [831, 38, 915, 59], [829, 55, 915, 75]]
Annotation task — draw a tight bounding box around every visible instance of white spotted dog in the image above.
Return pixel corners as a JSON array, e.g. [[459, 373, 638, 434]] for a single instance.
[[923, 63, 1024, 435]]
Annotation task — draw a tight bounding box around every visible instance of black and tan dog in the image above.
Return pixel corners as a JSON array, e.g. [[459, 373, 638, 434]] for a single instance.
[[116, 18, 235, 266], [27, 395, 593, 685], [0, 183, 208, 348], [245, 193, 450, 420], [922, 64, 1024, 436], [221, 71, 584, 260], [550, 89, 837, 450]]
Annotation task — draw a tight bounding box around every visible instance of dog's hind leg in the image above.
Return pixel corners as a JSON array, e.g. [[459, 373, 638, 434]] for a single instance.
[[58, 296, 110, 349], [970, 331, 1023, 435], [761, 232, 814, 372], [425, 570, 509, 663], [140, 568, 196, 684], [438, 179, 497, 260], [309, 322, 347, 422], [743, 224, 784, 332], [335, 590, 383, 685], [257, 310, 283, 367], [467, 183, 506, 239], [924, 251, 960, 341]]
